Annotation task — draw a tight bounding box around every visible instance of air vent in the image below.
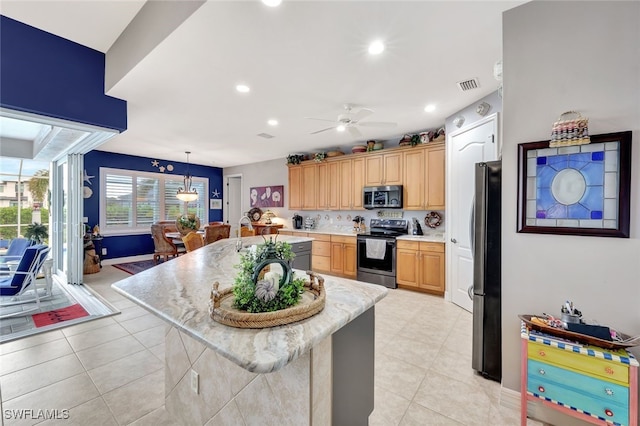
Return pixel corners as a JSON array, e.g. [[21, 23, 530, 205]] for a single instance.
[[457, 78, 479, 92], [257, 133, 274, 139]]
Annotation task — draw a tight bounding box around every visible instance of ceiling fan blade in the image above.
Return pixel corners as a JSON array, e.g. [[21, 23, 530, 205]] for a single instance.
[[348, 126, 363, 137], [358, 121, 397, 128], [305, 117, 338, 123], [351, 108, 374, 122], [310, 126, 337, 135]]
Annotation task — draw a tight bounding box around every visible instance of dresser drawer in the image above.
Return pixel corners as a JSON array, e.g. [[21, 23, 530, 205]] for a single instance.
[[528, 359, 629, 406], [528, 375, 628, 426], [528, 342, 629, 385]]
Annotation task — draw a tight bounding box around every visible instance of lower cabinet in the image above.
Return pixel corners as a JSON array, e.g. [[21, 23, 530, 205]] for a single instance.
[[396, 240, 445, 294], [330, 235, 356, 278], [311, 234, 332, 274]]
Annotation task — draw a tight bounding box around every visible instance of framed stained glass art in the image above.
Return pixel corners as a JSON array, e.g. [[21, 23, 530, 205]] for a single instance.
[[517, 131, 631, 238]]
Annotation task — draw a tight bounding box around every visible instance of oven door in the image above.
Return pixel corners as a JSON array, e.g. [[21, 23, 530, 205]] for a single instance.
[[357, 236, 396, 277]]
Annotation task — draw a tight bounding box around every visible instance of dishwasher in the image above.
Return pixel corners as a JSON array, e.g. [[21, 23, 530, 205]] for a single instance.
[[289, 241, 311, 271]]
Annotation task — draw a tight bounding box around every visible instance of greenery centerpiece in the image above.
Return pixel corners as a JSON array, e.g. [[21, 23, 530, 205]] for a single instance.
[[233, 238, 306, 313], [209, 236, 326, 328], [175, 213, 200, 236]]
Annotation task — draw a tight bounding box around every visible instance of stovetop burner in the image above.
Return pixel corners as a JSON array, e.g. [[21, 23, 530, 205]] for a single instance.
[[359, 219, 408, 238]]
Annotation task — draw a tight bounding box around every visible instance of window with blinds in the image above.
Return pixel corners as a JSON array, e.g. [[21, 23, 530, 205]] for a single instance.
[[100, 168, 208, 234]]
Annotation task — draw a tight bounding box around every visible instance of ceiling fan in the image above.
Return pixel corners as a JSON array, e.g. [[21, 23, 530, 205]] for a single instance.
[[306, 104, 397, 137]]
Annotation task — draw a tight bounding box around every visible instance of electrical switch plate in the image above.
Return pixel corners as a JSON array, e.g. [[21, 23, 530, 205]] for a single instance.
[[191, 369, 199, 394], [101, 248, 107, 255], [83, 217, 88, 223]]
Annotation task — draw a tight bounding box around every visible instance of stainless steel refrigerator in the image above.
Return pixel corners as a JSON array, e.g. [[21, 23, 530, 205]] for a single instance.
[[471, 160, 502, 382]]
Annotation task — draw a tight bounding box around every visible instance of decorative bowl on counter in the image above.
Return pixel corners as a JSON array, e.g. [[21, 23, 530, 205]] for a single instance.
[[352, 145, 367, 153], [373, 141, 384, 150], [326, 150, 345, 157]]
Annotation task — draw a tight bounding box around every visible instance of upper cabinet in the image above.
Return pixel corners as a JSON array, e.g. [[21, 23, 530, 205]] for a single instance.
[[288, 142, 444, 210], [403, 144, 445, 210], [364, 152, 403, 186]]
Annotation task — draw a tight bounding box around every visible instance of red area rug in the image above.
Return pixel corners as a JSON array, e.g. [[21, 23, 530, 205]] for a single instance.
[[112, 259, 168, 275], [32, 304, 89, 327]]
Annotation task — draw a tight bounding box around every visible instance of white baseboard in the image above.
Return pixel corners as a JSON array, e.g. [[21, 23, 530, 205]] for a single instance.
[[499, 386, 521, 411]]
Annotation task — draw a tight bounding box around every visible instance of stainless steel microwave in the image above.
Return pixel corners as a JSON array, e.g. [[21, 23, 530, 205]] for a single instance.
[[363, 185, 403, 209]]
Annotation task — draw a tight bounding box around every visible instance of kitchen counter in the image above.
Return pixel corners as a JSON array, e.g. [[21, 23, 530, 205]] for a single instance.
[[111, 234, 386, 425], [397, 234, 446, 243], [281, 228, 446, 242]]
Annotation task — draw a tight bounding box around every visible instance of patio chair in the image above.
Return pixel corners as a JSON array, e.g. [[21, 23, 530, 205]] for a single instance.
[[0, 244, 51, 318], [204, 224, 231, 245], [151, 224, 186, 264], [182, 231, 204, 252], [0, 238, 33, 273]]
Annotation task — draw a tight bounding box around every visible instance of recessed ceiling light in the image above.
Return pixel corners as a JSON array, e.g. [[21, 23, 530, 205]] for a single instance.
[[236, 84, 250, 93], [368, 40, 385, 55], [424, 104, 436, 113], [267, 119, 278, 126], [337, 125, 346, 132], [262, 0, 282, 7]]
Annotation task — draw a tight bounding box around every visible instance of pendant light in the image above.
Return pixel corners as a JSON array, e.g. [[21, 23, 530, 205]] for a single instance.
[[176, 151, 198, 202]]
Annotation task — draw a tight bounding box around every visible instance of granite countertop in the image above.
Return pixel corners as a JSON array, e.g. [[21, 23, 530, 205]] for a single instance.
[[111, 235, 387, 374], [396, 234, 446, 243]]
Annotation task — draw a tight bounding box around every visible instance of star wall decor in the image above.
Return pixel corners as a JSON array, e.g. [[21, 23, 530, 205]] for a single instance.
[[83, 170, 94, 185], [212, 189, 220, 198], [150, 159, 173, 173]]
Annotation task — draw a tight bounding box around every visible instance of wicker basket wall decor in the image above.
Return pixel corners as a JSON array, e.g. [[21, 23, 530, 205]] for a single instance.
[[209, 270, 325, 328], [549, 111, 590, 147]]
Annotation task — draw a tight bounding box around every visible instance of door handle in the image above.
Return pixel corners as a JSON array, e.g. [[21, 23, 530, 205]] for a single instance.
[[450, 238, 457, 243], [467, 284, 474, 300], [469, 198, 475, 258]]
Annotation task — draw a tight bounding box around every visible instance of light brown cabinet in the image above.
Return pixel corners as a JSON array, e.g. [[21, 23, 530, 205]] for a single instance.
[[288, 165, 302, 210], [364, 152, 403, 186], [330, 235, 357, 278], [311, 233, 332, 273], [396, 240, 445, 294], [403, 145, 445, 210], [287, 143, 444, 211]]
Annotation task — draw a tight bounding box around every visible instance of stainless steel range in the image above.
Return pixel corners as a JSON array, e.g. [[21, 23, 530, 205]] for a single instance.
[[356, 219, 408, 288]]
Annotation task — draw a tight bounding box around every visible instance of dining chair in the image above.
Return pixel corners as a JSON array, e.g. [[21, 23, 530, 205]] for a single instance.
[[182, 231, 205, 252], [0, 244, 51, 318], [151, 224, 186, 264], [204, 224, 231, 245], [239, 226, 256, 237]]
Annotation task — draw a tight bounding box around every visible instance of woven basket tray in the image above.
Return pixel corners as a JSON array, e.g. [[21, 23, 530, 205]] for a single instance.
[[209, 271, 325, 328]]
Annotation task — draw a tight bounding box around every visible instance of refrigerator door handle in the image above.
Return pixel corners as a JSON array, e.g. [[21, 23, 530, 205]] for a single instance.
[[467, 284, 474, 300], [469, 198, 475, 259]]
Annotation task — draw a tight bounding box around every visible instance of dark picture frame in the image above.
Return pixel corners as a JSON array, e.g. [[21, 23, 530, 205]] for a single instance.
[[517, 131, 631, 238]]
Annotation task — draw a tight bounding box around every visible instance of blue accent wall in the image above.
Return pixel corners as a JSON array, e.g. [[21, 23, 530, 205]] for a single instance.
[[0, 15, 127, 131], [84, 150, 223, 259]]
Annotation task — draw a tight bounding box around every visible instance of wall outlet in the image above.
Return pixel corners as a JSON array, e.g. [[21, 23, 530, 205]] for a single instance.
[[190, 369, 199, 394], [83, 217, 88, 223], [101, 248, 107, 256]]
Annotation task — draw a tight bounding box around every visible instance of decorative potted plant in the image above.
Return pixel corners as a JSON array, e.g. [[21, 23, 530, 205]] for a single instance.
[[286, 154, 306, 165], [313, 152, 327, 162], [176, 213, 201, 236], [209, 237, 326, 327], [24, 222, 48, 244]]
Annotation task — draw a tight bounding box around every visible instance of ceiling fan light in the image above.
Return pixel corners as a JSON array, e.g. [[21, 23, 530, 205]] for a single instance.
[[236, 84, 250, 93], [336, 125, 346, 132], [368, 40, 385, 55]]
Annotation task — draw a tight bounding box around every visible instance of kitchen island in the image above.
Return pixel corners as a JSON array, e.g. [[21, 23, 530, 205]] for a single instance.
[[111, 235, 387, 425]]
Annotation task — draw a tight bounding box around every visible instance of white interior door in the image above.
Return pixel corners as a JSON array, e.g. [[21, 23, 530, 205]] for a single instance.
[[448, 114, 498, 312], [225, 175, 242, 237]]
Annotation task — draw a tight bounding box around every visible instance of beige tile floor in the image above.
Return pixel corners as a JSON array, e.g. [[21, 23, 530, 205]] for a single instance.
[[0, 265, 541, 425]]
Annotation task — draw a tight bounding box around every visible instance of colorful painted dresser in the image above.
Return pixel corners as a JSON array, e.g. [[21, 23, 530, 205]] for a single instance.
[[520, 322, 638, 426]]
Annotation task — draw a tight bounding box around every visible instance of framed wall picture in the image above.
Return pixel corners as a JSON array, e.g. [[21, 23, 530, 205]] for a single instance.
[[250, 185, 284, 208], [517, 131, 631, 238], [210, 199, 222, 210]]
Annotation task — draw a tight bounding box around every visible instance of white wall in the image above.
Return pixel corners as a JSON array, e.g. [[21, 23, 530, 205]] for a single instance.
[[502, 0, 639, 422]]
